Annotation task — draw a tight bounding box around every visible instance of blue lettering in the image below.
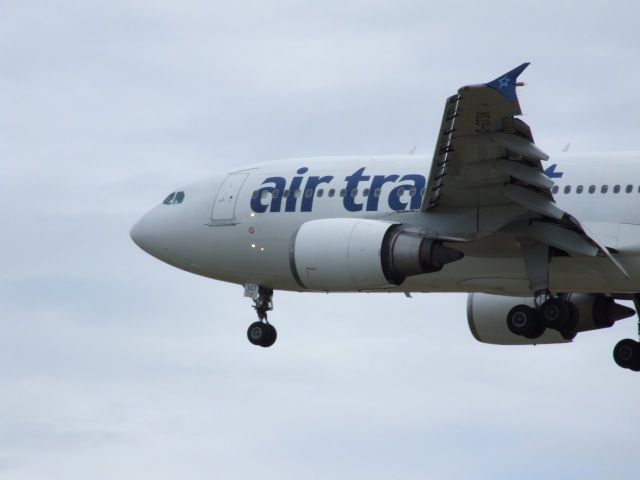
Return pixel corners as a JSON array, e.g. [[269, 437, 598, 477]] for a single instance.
[[388, 174, 426, 210], [250, 167, 427, 213], [250, 176, 287, 213], [301, 175, 334, 212], [285, 167, 308, 212], [544, 164, 563, 179], [343, 167, 370, 212], [366, 174, 399, 211], [403, 174, 426, 210]]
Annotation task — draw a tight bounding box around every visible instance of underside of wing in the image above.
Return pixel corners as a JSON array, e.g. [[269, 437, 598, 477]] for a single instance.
[[423, 63, 554, 211], [422, 64, 628, 279]]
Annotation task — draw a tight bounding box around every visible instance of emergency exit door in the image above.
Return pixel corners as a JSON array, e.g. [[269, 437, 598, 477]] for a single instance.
[[210, 172, 249, 225]]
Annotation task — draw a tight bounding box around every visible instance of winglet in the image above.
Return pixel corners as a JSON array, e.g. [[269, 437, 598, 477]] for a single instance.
[[485, 62, 530, 102]]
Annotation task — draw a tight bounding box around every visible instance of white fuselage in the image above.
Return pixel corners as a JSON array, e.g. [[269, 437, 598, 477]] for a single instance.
[[130, 152, 640, 295]]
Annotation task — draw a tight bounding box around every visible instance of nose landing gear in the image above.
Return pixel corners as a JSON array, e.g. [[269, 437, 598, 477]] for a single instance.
[[244, 284, 277, 348], [247, 321, 277, 347]]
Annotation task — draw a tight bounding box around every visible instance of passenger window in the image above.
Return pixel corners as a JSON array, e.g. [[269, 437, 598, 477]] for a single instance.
[[397, 187, 405, 196], [272, 189, 280, 198], [293, 189, 301, 198], [564, 185, 571, 194], [339, 189, 346, 198], [163, 193, 175, 205], [174, 191, 185, 204], [317, 189, 324, 198], [374, 188, 381, 197], [304, 189, 313, 198], [626, 185, 633, 193], [363, 188, 370, 197], [351, 189, 358, 198], [261, 191, 269, 200], [613, 185, 621, 193], [552, 185, 559, 194], [328, 189, 335, 198], [601, 185, 608, 194], [588, 185, 596, 194], [576, 185, 584, 194], [283, 189, 290, 198], [409, 187, 417, 197]]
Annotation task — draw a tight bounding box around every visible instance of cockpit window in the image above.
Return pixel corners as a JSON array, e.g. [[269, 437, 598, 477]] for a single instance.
[[163, 191, 185, 205]]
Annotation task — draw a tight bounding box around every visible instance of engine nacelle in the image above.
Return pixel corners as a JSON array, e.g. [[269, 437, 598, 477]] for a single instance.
[[290, 218, 463, 291], [467, 293, 635, 345], [565, 293, 636, 331]]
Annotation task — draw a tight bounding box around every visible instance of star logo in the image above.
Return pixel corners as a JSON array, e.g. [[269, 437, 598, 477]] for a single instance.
[[498, 76, 510, 89]]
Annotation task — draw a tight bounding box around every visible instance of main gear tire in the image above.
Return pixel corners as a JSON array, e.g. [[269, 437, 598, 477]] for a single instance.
[[613, 339, 640, 371], [540, 298, 571, 330], [507, 305, 545, 339]]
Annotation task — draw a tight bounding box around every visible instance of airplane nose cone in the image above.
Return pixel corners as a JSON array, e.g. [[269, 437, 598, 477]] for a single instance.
[[129, 217, 146, 250], [129, 209, 173, 262], [130, 212, 159, 256]]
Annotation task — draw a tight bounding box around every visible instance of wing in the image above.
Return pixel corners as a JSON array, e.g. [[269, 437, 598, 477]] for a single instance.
[[423, 63, 554, 211], [422, 63, 628, 277]]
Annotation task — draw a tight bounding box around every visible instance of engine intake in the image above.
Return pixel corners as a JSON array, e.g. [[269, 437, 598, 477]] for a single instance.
[[290, 218, 463, 291]]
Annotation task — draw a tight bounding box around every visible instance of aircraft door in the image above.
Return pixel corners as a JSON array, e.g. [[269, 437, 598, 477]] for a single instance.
[[210, 172, 249, 225]]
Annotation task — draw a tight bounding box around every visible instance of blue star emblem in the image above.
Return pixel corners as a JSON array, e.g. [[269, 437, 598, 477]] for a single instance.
[[498, 76, 510, 89]]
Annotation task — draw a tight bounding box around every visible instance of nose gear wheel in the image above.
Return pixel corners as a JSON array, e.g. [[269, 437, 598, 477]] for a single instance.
[[247, 321, 277, 348], [244, 284, 277, 348]]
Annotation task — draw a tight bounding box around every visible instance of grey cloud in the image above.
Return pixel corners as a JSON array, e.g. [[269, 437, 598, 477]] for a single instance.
[[2, 1, 640, 479]]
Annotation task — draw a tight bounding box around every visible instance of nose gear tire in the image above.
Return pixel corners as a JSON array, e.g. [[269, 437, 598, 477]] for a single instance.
[[247, 321, 277, 348]]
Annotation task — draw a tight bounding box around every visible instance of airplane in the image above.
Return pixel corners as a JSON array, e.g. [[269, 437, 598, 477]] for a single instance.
[[130, 63, 640, 372]]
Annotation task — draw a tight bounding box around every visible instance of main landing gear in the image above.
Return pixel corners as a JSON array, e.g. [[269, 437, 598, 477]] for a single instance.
[[508, 242, 578, 339], [244, 284, 277, 348], [613, 339, 640, 371], [612, 294, 640, 371], [506, 294, 578, 340]]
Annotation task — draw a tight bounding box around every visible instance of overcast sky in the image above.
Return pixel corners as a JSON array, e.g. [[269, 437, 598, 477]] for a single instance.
[[3, 1, 640, 479]]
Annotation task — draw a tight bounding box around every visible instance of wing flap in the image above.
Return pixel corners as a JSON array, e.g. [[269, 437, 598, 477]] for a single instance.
[[502, 184, 564, 220], [491, 132, 549, 161], [495, 159, 554, 190], [421, 63, 629, 280], [572, 218, 631, 279], [525, 221, 599, 257]]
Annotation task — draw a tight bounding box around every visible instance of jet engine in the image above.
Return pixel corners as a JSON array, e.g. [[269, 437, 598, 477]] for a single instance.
[[467, 292, 636, 345], [289, 218, 463, 291]]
